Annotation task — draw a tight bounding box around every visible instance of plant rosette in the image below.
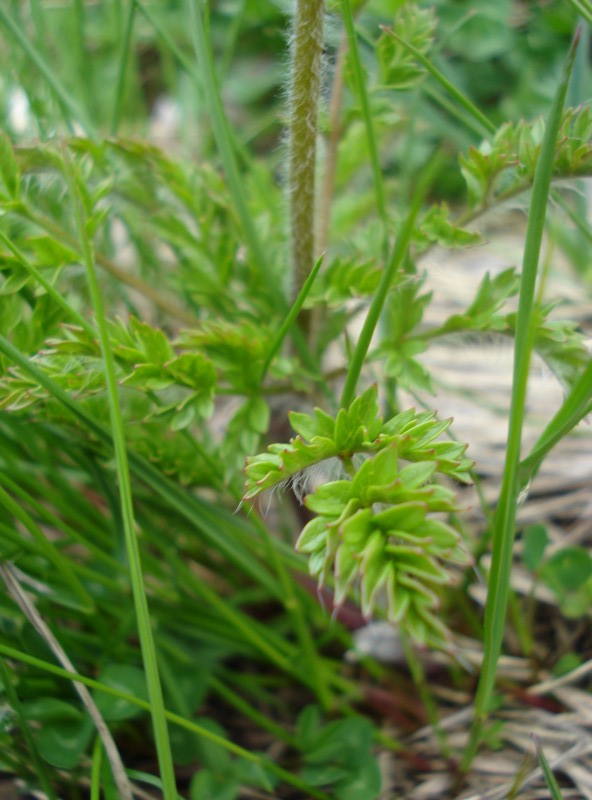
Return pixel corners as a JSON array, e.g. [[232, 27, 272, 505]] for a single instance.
[[244, 385, 473, 647]]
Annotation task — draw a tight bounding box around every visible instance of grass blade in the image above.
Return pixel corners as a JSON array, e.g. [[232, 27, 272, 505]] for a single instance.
[[261, 254, 324, 380], [0, 6, 95, 136], [519, 358, 592, 489], [63, 155, 177, 798], [0, 642, 332, 800], [463, 30, 581, 770], [0, 331, 283, 595], [341, 0, 389, 253], [90, 737, 103, 800], [566, 0, 592, 26], [380, 24, 496, 137], [340, 154, 442, 409], [0, 564, 132, 800], [184, 0, 270, 284], [110, 0, 137, 135], [535, 736, 566, 800], [0, 483, 94, 611]]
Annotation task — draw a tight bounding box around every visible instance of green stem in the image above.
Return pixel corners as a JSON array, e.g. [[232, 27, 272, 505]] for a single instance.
[[18, 206, 199, 326], [518, 358, 592, 490], [63, 154, 177, 798], [318, 36, 348, 254], [111, 0, 137, 135], [342, 0, 389, 253], [380, 24, 496, 137], [261, 255, 324, 381], [462, 31, 580, 771], [288, 0, 325, 296], [0, 483, 93, 611], [185, 0, 272, 289], [566, 0, 592, 25], [0, 642, 332, 800], [0, 6, 94, 136], [90, 737, 103, 800], [340, 156, 441, 408]]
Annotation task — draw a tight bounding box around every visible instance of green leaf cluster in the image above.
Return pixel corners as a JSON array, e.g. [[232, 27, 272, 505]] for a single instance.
[[245, 386, 472, 646], [379, 279, 434, 393], [0, 318, 217, 426], [375, 5, 437, 91], [177, 320, 277, 394], [436, 268, 590, 390], [460, 106, 592, 209], [306, 257, 383, 306], [414, 204, 481, 251]]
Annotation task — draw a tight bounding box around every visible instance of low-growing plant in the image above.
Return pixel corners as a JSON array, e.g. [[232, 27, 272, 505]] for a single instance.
[[0, 1, 590, 798]]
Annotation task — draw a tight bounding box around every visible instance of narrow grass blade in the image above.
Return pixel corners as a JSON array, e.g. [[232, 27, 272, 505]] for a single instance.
[[0, 6, 96, 136], [340, 154, 442, 409], [136, 1, 199, 80], [90, 737, 103, 800], [379, 24, 496, 137], [463, 31, 581, 770], [220, 0, 248, 78], [553, 191, 592, 244], [183, 0, 270, 283], [0, 472, 125, 573], [261, 254, 324, 380], [63, 156, 177, 799], [0, 332, 283, 595], [535, 736, 566, 800], [0, 483, 94, 611], [519, 358, 592, 489], [0, 643, 332, 800], [72, 0, 93, 121], [341, 0, 389, 252], [110, 0, 137, 135], [566, 0, 592, 26], [0, 564, 133, 800]]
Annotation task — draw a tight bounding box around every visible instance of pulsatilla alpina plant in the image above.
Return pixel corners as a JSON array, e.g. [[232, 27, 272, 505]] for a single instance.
[[0, 0, 590, 797], [244, 385, 473, 646]]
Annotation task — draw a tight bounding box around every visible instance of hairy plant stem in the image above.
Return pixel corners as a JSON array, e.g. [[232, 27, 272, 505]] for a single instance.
[[288, 0, 325, 331]]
